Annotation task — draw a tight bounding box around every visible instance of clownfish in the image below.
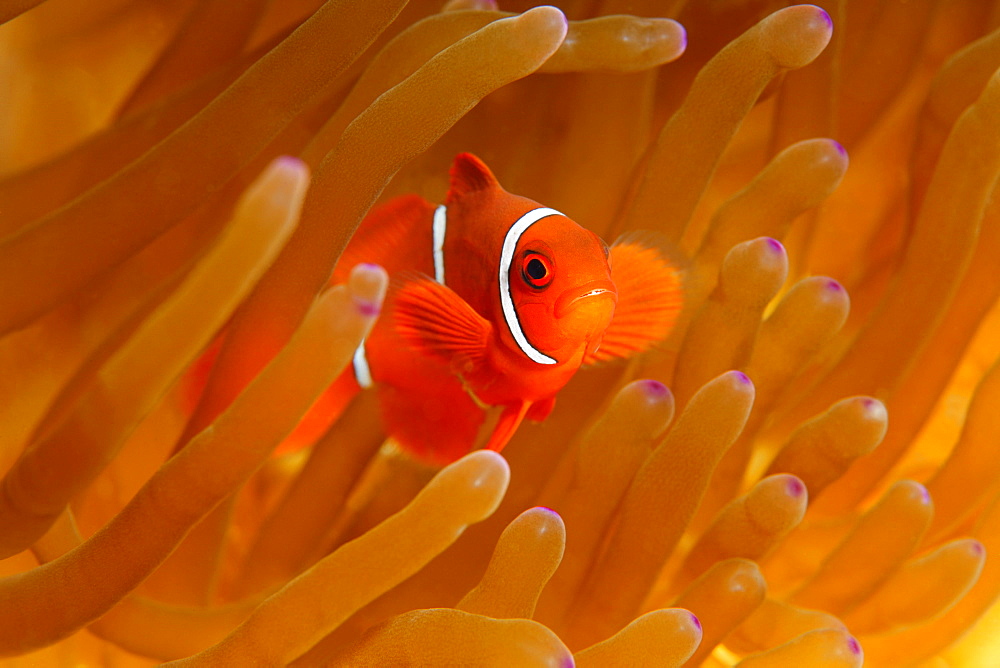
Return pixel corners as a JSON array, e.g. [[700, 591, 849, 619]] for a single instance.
[[291, 153, 683, 464]]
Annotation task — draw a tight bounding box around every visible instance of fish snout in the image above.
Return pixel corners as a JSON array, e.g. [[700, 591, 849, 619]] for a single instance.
[[555, 280, 618, 321]]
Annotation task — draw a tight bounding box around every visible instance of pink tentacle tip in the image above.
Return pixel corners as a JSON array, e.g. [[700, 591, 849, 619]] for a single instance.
[[830, 139, 847, 157], [825, 278, 844, 292], [970, 540, 986, 557], [786, 476, 806, 498], [274, 155, 306, 170], [847, 635, 862, 656], [535, 506, 559, 516], [689, 612, 702, 632], [915, 483, 931, 505], [640, 379, 669, 397], [858, 397, 886, 418], [351, 296, 381, 317]]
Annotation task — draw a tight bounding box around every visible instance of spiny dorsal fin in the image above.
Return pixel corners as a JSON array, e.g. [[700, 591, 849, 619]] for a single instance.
[[334, 194, 434, 282], [446, 153, 499, 205]]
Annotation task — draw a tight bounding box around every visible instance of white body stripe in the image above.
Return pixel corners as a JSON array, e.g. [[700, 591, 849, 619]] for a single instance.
[[499, 207, 563, 365], [352, 339, 373, 388], [432, 205, 447, 284], [355, 204, 446, 391]]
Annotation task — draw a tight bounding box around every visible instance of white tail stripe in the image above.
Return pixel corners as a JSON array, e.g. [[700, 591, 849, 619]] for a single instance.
[[353, 339, 373, 388], [432, 205, 447, 284], [499, 207, 562, 365]]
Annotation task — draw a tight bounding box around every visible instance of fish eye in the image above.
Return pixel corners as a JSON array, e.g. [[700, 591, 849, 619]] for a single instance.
[[520, 252, 553, 289]]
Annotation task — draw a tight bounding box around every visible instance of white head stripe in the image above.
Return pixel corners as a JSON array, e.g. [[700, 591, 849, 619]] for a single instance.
[[499, 207, 562, 365], [352, 339, 373, 388], [432, 205, 447, 284]]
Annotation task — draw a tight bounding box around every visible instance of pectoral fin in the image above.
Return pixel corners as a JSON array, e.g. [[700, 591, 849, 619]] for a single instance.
[[585, 239, 684, 365], [526, 396, 556, 422], [484, 400, 533, 453], [394, 278, 491, 371]]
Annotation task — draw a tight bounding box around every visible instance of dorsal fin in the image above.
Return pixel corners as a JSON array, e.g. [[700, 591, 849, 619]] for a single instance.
[[446, 153, 499, 205]]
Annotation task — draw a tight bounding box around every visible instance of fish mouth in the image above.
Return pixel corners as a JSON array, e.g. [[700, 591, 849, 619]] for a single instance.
[[554, 280, 618, 318]]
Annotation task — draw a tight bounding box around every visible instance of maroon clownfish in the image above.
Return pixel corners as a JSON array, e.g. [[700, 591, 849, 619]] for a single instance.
[[287, 153, 683, 464]]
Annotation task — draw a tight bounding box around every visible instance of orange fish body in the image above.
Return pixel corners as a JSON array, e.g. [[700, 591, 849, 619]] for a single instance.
[[291, 154, 682, 464]]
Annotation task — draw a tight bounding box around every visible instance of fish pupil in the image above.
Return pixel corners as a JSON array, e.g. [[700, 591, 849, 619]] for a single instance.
[[526, 258, 547, 280], [521, 252, 552, 289]]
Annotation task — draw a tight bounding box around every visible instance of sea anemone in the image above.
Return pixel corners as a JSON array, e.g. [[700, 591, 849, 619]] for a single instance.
[[2, 0, 999, 665]]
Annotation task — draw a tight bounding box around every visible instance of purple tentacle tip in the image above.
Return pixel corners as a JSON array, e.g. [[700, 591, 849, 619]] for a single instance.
[[786, 477, 806, 498], [640, 379, 669, 398], [970, 540, 986, 557], [847, 636, 862, 656], [825, 278, 844, 292], [536, 506, 559, 516], [816, 6, 833, 29], [563, 656, 575, 668], [765, 237, 784, 254], [689, 612, 701, 631], [733, 371, 752, 385], [831, 139, 847, 157]]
